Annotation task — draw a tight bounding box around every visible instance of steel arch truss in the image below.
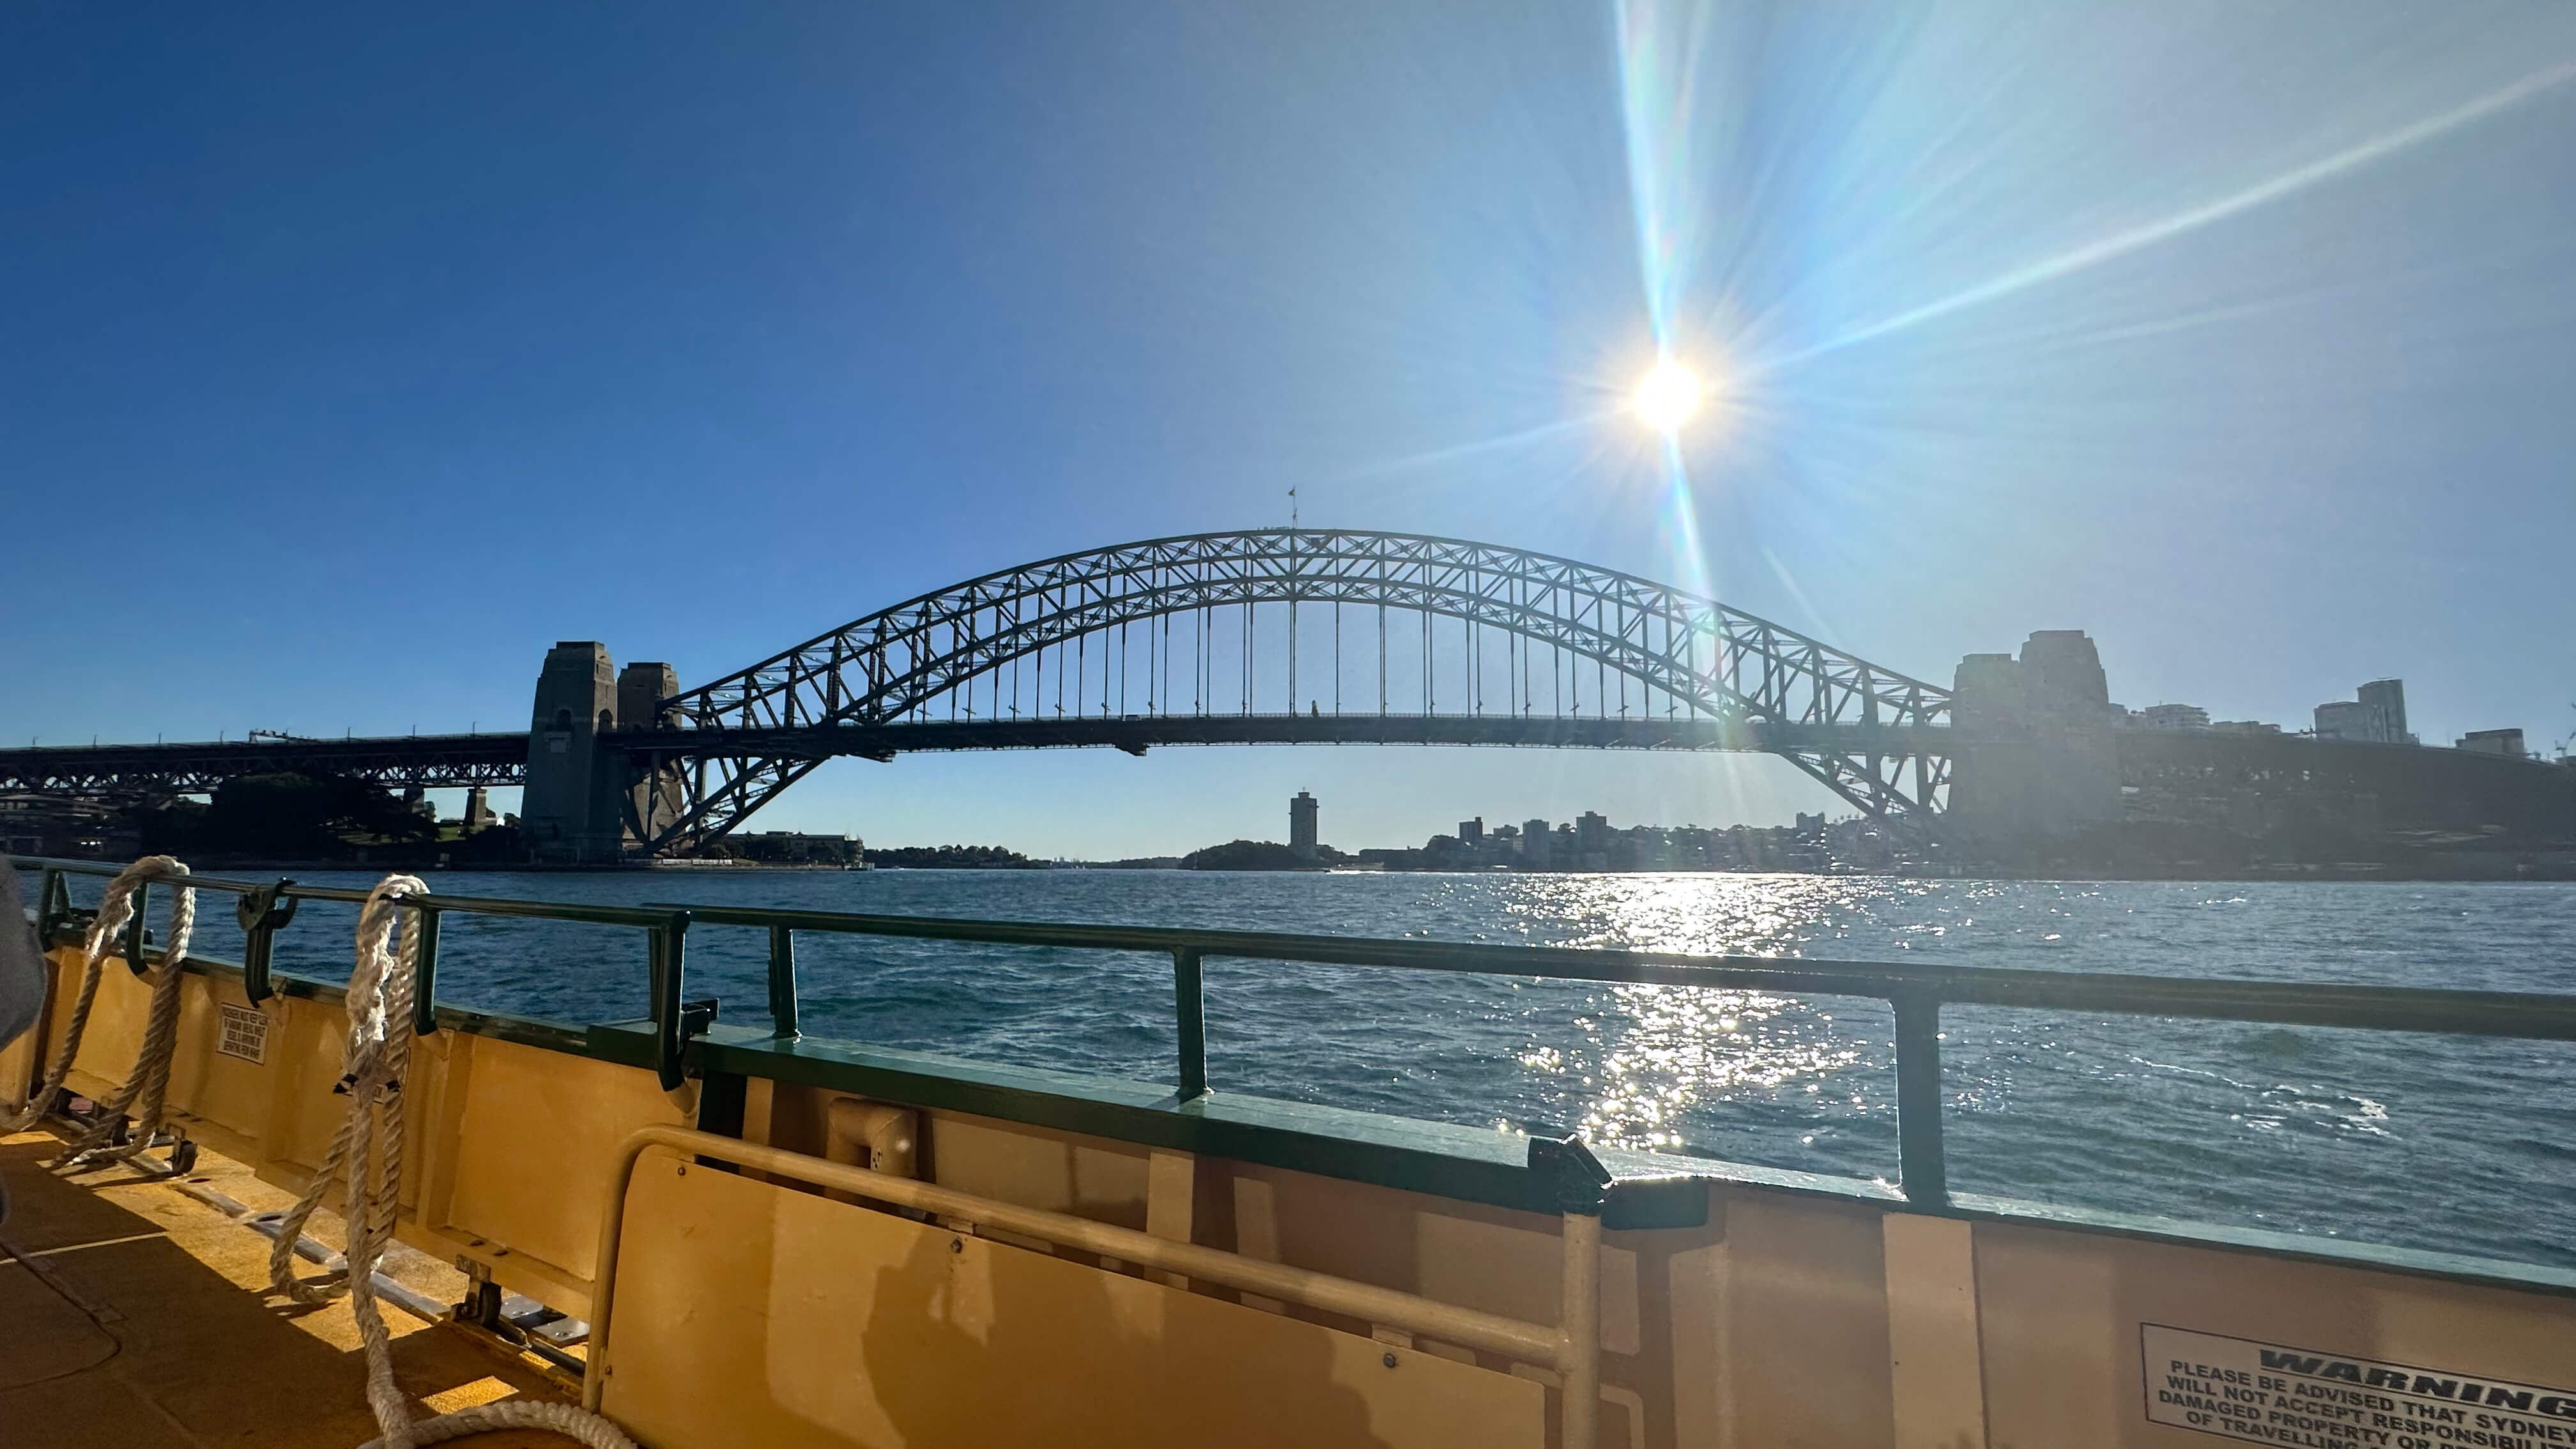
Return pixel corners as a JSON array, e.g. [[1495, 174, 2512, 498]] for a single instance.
[[647, 530, 1952, 852], [0, 733, 531, 798]]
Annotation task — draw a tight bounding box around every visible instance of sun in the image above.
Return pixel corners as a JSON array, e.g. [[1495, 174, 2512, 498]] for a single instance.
[[1630, 358, 1705, 434]]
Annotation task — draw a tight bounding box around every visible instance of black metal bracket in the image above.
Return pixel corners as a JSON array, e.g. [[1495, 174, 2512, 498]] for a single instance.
[[123, 879, 153, 978], [1527, 1131, 1613, 1217], [235, 880, 299, 1006], [453, 1277, 510, 1335], [678, 997, 720, 1042], [409, 905, 443, 1039], [645, 911, 694, 1091], [32, 869, 75, 949]]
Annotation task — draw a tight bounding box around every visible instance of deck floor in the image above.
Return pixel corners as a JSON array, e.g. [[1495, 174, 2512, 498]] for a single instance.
[[1, 1127, 572, 1448]]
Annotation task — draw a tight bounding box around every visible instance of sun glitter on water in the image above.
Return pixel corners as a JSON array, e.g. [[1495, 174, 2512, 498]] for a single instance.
[[1630, 358, 1705, 434]]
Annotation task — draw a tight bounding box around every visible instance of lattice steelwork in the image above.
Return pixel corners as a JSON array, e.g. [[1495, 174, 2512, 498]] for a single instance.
[[0, 733, 528, 797], [649, 529, 1952, 853]]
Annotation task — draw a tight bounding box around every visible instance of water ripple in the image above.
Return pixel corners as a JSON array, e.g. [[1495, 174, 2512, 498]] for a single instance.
[[118, 868, 2576, 1269]]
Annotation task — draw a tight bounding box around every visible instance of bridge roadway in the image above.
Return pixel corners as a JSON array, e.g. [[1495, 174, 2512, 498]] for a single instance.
[[0, 732, 528, 794], [13, 721, 2568, 847], [0, 716, 1945, 794]]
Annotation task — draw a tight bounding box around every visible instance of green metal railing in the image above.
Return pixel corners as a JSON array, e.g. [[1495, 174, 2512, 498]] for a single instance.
[[17, 854, 2576, 1209]]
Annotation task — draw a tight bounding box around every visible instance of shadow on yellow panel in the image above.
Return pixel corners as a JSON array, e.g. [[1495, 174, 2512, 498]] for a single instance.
[[602, 1153, 1544, 1449]]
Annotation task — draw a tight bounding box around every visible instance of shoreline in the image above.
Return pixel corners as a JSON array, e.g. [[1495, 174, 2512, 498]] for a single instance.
[[66, 857, 2575, 885]]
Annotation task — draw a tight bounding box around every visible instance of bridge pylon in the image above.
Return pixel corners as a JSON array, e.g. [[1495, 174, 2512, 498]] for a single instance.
[[523, 641, 629, 862], [618, 661, 686, 850], [1944, 631, 2124, 846]]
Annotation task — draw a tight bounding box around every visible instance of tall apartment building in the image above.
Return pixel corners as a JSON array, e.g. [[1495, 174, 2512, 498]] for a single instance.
[[1575, 811, 1611, 854], [2136, 703, 2211, 731], [2358, 679, 2412, 744], [1289, 790, 1319, 860], [2315, 679, 2414, 745]]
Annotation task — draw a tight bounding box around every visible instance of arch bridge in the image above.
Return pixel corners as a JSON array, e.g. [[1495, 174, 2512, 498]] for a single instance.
[[619, 530, 1952, 855], [0, 529, 1959, 859]]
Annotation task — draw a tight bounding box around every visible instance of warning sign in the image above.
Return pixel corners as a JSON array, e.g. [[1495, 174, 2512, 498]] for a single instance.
[[2144, 1324, 2576, 1448], [217, 1002, 270, 1064]]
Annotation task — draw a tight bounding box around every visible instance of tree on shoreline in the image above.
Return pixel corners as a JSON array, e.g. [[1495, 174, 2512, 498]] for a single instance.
[[864, 843, 1042, 870], [1178, 839, 1325, 871]]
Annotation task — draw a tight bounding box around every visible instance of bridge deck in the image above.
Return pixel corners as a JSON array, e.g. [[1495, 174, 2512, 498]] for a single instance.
[[0, 715, 1938, 792]]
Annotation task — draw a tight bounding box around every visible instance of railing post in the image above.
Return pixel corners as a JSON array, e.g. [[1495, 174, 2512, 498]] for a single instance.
[[1172, 947, 1208, 1099], [1561, 1209, 1602, 1449], [767, 924, 799, 1039], [234, 879, 298, 1006], [648, 910, 693, 1092], [34, 868, 65, 947], [1529, 1133, 1611, 1449], [410, 905, 442, 1038], [124, 878, 151, 976], [1892, 990, 1948, 1207]]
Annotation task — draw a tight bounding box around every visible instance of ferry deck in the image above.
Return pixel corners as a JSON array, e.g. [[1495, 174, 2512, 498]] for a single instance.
[[7, 853, 2576, 1449]]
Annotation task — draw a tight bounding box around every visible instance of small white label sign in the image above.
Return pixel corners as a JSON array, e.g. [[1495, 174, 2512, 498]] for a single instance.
[[217, 1002, 270, 1064], [2143, 1324, 2576, 1446]]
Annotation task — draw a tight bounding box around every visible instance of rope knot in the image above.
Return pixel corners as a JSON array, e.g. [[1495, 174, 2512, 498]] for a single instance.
[[267, 870, 638, 1449], [6, 855, 200, 1167]]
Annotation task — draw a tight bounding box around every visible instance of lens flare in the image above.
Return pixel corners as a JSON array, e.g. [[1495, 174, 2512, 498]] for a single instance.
[[1632, 358, 1705, 433]]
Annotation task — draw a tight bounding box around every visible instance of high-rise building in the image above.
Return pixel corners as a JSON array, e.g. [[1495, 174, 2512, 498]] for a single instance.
[[1521, 818, 1552, 866], [1575, 811, 1610, 854], [2358, 679, 2411, 744], [2315, 680, 2414, 745], [1457, 817, 1483, 843], [2136, 703, 2211, 732], [1288, 791, 1319, 860], [2458, 728, 2527, 758]]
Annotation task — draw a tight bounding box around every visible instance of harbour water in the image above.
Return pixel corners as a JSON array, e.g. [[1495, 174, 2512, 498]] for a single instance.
[[120, 869, 2576, 1270]]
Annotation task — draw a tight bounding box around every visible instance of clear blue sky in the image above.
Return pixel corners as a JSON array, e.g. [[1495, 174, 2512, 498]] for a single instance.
[[6, 3, 2573, 857]]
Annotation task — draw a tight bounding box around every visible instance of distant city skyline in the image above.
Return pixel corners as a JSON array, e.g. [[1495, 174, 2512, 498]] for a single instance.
[[6, 4, 2574, 859]]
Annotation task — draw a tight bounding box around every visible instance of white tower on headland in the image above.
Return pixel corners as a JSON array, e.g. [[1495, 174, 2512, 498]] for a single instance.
[[1289, 791, 1319, 860]]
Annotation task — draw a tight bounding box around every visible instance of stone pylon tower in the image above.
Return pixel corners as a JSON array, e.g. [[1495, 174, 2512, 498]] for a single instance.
[[1947, 631, 2123, 847], [618, 661, 683, 849], [523, 642, 627, 862]]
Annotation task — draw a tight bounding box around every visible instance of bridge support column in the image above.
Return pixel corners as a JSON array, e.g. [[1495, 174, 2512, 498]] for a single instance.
[[618, 662, 683, 850], [1947, 631, 2122, 854], [523, 642, 627, 863]]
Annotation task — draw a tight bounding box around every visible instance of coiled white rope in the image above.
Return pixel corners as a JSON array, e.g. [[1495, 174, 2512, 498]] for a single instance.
[[1, 855, 197, 1171], [263, 874, 635, 1449]]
